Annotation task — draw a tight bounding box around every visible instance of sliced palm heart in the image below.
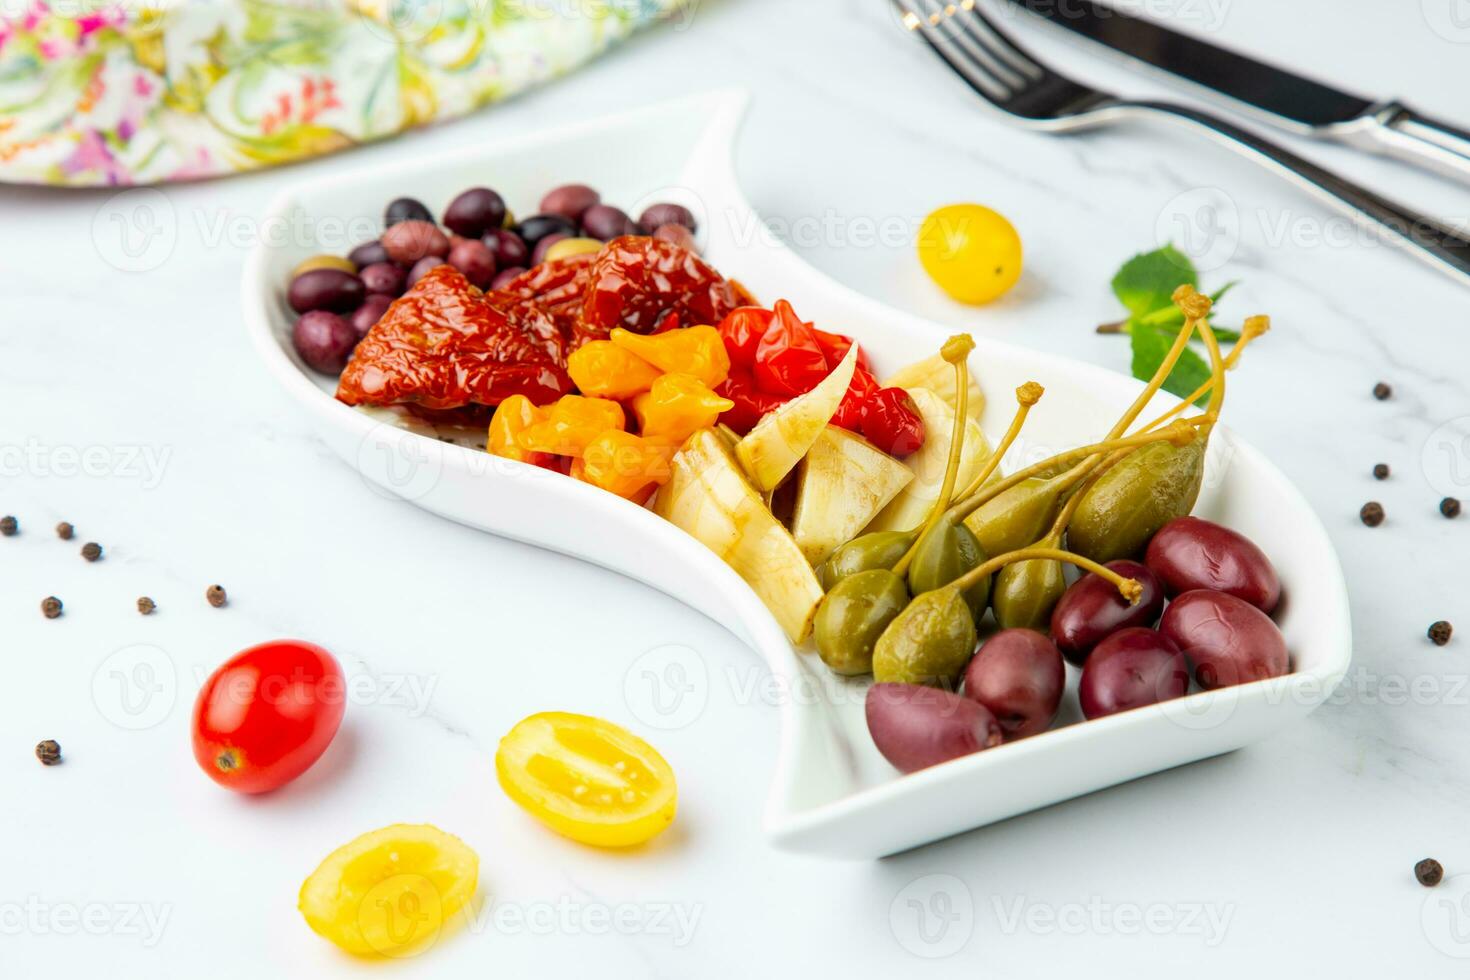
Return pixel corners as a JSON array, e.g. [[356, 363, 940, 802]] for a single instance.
[[882, 352, 985, 421], [735, 346, 858, 492], [656, 428, 825, 643], [496, 712, 677, 848], [863, 386, 993, 533], [298, 824, 479, 958], [792, 426, 913, 565]]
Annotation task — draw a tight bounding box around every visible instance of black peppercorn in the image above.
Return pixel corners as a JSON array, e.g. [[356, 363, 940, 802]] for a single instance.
[[1416, 858, 1445, 887], [1372, 463, 1389, 480], [1373, 382, 1392, 400], [0, 515, 17, 536], [206, 584, 227, 608], [137, 596, 156, 615], [81, 541, 102, 562], [55, 521, 73, 540], [1360, 501, 1385, 527], [35, 740, 61, 766], [1441, 497, 1461, 519], [1429, 621, 1453, 646], [40, 596, 62, 619]]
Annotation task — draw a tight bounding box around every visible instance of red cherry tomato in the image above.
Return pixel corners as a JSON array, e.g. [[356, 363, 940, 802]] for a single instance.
[[191, 640, 346, 794], [831, 366, 880, 431], [753, 300, 828, 397], [861, 387, 926, 457], [813, 328, 872, 375], [717, 307, 774, 369], [715, 369, 788, 435]]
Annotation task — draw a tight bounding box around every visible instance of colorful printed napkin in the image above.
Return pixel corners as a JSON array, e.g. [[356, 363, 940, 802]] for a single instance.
[[0, 0, 690, 186]]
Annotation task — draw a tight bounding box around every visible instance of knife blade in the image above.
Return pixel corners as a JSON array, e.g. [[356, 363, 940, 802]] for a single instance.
[[1004, 0, 1470, 183]]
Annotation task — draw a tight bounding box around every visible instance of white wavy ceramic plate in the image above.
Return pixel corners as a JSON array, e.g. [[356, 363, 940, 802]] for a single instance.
[[243, 90, 1352, 859]]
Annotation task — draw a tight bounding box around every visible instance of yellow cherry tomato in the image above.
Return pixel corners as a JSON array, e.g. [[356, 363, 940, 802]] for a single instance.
[[298, 824, 479, 958], [496, 712, 677, 848], [917, 203, 1022, 304]]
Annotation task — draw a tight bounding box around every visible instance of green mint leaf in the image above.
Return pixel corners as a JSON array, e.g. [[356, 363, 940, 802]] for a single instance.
[[1209, 280, 1238, 305], [1130, 322, 1213, 407], [1111, 245, 1198, 318]]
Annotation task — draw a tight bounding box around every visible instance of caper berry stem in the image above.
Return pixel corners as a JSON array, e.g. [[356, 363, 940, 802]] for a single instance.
[[946, 547, 1143, 604], [1102, 309, 1198, 441], [1137, 314, 1269, 434], [952, 381, 1043, 504], [1171, 285, 1227, 425]]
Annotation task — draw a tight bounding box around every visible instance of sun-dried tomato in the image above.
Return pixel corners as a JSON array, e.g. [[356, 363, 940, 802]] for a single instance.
[[336, 264, 573, 411], [499, 253, 596, 341], [579, 236, 742, 345]]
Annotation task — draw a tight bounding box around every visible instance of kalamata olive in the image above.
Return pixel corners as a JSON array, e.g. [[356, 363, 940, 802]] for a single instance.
[[962, 628, 1064, 739], [490, 266, 527, 291], [1145, 516, 1281, 613], [448, 237, 496, 288], [287, 268, 365, 314], [531, 232, 570, 266], [380, 220, 449, 265], [652, 223, 698, 253], [358, 262, 406, 297], [866, 683, 1003, 774], [349, 294, 393, 336], [291, 254, 356, 278], [385, 196, 433, 227], [1050, 559, 1164, 665], [442, 187, 507, 239], [482, 228, 530, 269], [580, 203, 637, 240], [292, 311, 358, 373], [639, 202, 697, 233], [405, 257, 444, 289], [1078, 628, 1189, 720], [1159, 589, 1289, 690], [348, 240, 390, 268], [539, 184, 601, 223], [513, 214, 578, 250]]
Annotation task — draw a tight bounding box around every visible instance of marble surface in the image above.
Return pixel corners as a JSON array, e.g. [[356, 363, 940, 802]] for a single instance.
[[4, 0, 1470, 976]]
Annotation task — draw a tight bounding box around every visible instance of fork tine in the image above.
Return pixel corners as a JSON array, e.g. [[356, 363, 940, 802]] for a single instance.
[[920, 0, 1030, 92], [954, 2, 1045, 81], [898, 0, 1014, 101]]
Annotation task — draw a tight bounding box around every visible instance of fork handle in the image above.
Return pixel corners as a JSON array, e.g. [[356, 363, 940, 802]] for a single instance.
[[1140, 101, 1470, 286]]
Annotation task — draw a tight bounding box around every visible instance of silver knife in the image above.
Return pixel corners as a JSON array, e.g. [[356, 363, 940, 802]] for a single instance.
[[1005, 0, 1470, 183]]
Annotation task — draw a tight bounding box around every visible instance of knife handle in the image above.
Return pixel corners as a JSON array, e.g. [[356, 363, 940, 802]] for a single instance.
[[1334, 102, 1470, 186], [1140, 101, 1470, 286]]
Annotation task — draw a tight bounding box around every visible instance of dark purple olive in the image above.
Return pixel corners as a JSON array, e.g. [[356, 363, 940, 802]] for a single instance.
[[639, 202, 696, 233], [866, 683, 1003, 774], [350, 294, 393, 336], [482, 228, 530, 269], [1078, 628, 1189, 720], [448, 237, 496, 288], [513, 214, 577, 250], [539, 184, 601, 223], [652, 223, 698, 254], [1160, 590, 1289, 690], [1146, 516, 1281, 613], [1050, 559, 1164, 665], [491, 266, 527, 291], [287, 268, 364, 314], [406, 256, 445, 289], [580, 203, 637, 241], [359, 262, 406, 298], [380, 220, 449, 265], [292, 311, 359, 373], [348, 240, 390, 268], [385, 196, 433, 227], [442, 187, 507, 239], [531, 232, 570, 266], [961, 628, 1064, 739]]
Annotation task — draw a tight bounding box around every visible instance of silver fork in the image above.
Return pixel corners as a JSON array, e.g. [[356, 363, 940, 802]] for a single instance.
[[895, 0, 1470, 287]]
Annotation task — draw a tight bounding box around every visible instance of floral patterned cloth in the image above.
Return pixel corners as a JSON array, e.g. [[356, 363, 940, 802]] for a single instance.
[[0, 0, 688, 186]]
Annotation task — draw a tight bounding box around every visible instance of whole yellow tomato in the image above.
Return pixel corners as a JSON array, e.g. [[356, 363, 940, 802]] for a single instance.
[[917, 204, 1023, 304]]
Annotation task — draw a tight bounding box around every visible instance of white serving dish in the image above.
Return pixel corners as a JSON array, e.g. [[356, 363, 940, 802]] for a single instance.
[[242, 89, 1352, 859]]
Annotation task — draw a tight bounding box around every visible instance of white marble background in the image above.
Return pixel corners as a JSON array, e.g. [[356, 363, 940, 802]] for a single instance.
[[3, 0, 1470, 976]]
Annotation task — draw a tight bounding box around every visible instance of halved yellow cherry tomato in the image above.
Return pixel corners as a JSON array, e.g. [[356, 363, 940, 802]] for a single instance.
[[496, 712, 677, 848], [917, 203, 1022, 305], [298, 824, 479, 958]]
